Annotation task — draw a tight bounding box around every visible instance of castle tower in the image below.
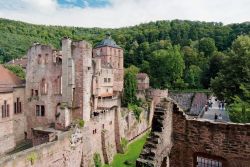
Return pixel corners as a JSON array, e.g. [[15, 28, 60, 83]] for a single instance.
[[72, 41, 93, 121], [61, 37, 75, 107], [93, 33, 124, 94]]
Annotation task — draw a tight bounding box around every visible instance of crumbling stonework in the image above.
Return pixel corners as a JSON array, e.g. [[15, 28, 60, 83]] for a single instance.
[[137, 98, 250, 167]]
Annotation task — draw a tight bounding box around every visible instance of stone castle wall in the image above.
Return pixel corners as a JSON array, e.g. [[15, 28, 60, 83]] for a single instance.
[[137, 98, 250, 167], [0, 92, 15, 155], [12, 87, 27, 144], [170, 106, 250, 167], [25, 44, 62, 136]]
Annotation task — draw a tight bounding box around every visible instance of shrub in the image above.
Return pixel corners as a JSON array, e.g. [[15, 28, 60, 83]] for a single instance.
[[120, 137, 129, 152], [27, 152, 37, 165], [93, 153, 102, 167], [128, 104, 143, 121]]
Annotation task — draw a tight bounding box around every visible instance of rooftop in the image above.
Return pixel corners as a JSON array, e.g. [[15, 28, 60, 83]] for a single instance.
[[0, 65, 24, 92], [95, 32, 121, 49]]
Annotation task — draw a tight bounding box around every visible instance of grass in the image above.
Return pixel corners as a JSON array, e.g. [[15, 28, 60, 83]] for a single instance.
[[104, 133, 148, 167]]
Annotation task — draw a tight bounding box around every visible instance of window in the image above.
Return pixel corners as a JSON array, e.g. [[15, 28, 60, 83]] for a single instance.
[[31, 89, 34, 96], [35, 90, 39, 96], [196, 156, 223, 167], [41, 79, 48, 95], [36, 105, 45, 117], [109, 121, 112, 125], [104, 78, 107, 83], [102, 124, 104, 129], [45, 54, 49, 64], [14, 98, 22, 114], [38, 54, 42, 64], [108, 78, 111, 83], [2, 100, 10, 118], [93, 129, 97, 134]]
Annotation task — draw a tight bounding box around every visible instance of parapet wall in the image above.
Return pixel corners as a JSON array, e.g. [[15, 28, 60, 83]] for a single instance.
[[137, 98, 250, 167], [171, 105, 250, 167], [0, 130, 84, 167]]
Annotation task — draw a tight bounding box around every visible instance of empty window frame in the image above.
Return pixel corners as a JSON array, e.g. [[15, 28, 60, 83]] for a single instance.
[[14, 97, 22, 114], [1, 100, 10, 118], [36, 105, 45, 116], [196, 156, 223, 167]]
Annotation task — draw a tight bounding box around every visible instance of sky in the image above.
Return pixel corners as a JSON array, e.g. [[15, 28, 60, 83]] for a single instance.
[[0, 0, 249, 28]]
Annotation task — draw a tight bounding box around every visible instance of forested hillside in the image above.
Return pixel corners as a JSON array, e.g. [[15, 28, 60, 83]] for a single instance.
[[0, 18, 250, 90]]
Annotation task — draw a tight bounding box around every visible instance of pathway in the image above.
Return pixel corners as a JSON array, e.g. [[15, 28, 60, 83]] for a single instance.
[[200, 97, 230, 122]]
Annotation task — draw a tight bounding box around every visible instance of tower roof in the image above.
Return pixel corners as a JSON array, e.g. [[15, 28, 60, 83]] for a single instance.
[[95, 32, 121, 49]]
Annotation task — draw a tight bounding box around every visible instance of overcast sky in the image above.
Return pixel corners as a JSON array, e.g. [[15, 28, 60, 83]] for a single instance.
[[0, 0, 249, 28]]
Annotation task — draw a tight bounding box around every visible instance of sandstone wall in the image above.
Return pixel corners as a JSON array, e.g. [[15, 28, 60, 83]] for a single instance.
[[170, 106, 250, 167], [0, 92, 15, 155], [0, 130, 84, 167], [13, 87, 27, 143], [137, 98, 250, 167], [25, 44, 62, 136]]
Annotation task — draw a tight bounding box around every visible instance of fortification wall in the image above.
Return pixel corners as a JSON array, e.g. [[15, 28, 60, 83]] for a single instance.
[[0, 92, 15, 155], [120, 108, 150, 141], [12, 87, 27, 143], [137, 98, 250, 167], [0, 130, 84, 167], [170, 105, 250, 167]]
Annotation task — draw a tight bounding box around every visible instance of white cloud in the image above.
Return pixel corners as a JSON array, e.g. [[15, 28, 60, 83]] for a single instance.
[[0, 0, 249, 28]]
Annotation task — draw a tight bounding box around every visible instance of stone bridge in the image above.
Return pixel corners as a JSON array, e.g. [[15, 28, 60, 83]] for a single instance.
[[137, 98, 250, 167]]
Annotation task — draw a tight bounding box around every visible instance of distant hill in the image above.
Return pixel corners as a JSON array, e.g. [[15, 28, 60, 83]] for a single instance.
[[0, 18, 249, 89]]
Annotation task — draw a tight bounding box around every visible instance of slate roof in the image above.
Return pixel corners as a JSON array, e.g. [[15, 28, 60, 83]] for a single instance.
[[95, 33, 121, 49]]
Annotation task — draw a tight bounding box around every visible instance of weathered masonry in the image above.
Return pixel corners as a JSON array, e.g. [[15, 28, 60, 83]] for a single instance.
[[137, 98, 250, 167]]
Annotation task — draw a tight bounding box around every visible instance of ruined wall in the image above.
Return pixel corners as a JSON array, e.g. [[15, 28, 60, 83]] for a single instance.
[[120, 108, 150, 141], [170, 105, 250, 167], [137, 100, 173, 167], [12, 87, 27, 143], [137, 98, 250, 167], [0, 130, 84, 167], [72, 41, 93, 121], [25, 44, 62, 136], [0, 92, 15, 155], [146, 88, 168, 106], [84, 109, 118, 164]]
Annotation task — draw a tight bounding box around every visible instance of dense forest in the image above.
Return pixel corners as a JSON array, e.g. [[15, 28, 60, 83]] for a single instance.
[[0, 19, 250, 122]]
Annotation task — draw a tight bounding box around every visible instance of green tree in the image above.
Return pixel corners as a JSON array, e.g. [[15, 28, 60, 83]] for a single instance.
[[198, 37, 216, 56], [150, 46, 185, 88], [211, 35, 250, 102], [122, 65, 139, 107], [229, 84, 250, 123], [185, 65, 202, 88], [4, 64, 25, 80]]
